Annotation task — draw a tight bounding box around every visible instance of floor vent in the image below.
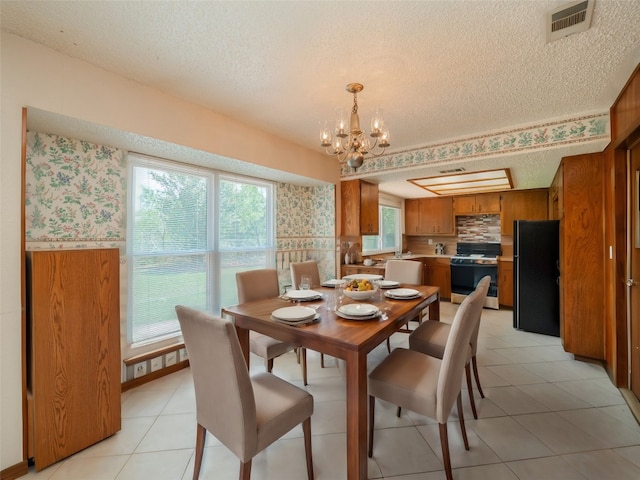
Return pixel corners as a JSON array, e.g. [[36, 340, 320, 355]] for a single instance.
[[546, 0, 594, 43]]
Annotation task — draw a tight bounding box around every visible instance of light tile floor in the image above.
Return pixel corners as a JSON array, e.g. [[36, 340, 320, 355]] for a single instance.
[[23, 302, 640, 480]]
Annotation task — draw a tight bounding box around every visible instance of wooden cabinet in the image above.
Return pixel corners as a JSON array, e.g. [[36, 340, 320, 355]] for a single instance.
[[341, 265, 385, 278], [498, 259, 513, 307], [341, 179, 379, 236], [27, 248, 121, 470], [405, 197, 454, 235], [553, 153, 605, 360], [454, 193, 501, 215], [424, 257, 451, 299], [500, 189, 548, 235]]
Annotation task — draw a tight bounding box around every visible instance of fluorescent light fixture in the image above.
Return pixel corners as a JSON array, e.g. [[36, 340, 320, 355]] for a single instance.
[[408, 168, 513, 196]]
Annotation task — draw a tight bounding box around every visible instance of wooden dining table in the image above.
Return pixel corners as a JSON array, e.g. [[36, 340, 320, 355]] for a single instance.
[[222, 283, 440, 480]]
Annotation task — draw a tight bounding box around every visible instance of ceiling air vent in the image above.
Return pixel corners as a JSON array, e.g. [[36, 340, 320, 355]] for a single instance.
[[546, 0, 594, 43], [438, 167, 466, 174]]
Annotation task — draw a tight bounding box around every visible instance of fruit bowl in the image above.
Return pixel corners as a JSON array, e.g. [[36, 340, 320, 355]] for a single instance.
[[342, 279, 377, 300]]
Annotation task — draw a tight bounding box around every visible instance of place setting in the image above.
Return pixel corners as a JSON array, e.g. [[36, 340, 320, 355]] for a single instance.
[[283, 289, 324, 302], [270, 305, 319, 326], [335, 303, 381, 321], [384, 288, 422, 300]]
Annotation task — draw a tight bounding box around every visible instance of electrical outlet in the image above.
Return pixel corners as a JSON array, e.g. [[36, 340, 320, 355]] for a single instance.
[[133, 361, 147, 378], [165, 351, 177, 367], [428, 238, 433, 245], [150, 356, 163, 372], [179, 347, 188, 362]]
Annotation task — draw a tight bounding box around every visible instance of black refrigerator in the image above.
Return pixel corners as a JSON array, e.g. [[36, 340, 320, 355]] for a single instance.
[[513, 220, 560, 336]]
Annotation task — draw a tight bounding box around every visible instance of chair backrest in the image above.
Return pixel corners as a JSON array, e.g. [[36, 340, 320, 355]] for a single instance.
[[290, 261, 321, 289], [175, 305, 257, 460], [470, 275, 491, 355], [236, 268, 280, 303], [435, 282, 486, 423], [384, 259, 423, 284]]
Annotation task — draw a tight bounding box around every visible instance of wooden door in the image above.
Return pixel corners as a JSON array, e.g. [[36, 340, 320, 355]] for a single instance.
[[360, 181, 379, 234], [405, 199, 421, 234], [631, 142, 640, 399], [28, 249, 121, 470]]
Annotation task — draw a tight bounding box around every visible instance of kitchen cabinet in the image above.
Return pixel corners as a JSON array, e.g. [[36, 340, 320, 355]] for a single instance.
[[553, 153, 605, 360], [405, 197, 454, 235], [26, 248, 121, 470], [424, 257, 451, 299], [341, 265, 385, 278], [498, 259, 513, 307], [500, 189, 548, 235], [341, 179, 379, 236], [454, 193, 501, 215]]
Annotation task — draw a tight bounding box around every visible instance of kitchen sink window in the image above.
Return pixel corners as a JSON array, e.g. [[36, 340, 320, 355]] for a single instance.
[[127, 154, 274, 345], [362, 204, 401, 254]]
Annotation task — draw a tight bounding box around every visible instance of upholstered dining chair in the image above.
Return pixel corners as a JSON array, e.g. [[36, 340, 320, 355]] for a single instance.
[[367, 283, 486, 480], [175, 306, 314, 480], [408, 275, 491, 419], [290, 260, 327, 368], [384, 259, 424, 352], [290, 260, 322, 289], [236, 269, 308, 385]]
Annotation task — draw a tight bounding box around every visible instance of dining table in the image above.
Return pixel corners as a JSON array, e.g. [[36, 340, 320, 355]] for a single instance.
[[222, 283, 440, 480]]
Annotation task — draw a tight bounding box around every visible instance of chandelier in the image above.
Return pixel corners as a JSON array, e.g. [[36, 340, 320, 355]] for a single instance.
[[320, 83, 390, 171]]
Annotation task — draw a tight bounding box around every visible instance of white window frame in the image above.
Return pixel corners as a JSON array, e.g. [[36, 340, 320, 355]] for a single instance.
[[126, 154, 275, 347], [362, 194, 403, 255]]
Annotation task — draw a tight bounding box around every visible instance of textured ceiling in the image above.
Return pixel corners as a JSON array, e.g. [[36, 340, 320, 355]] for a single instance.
[[2, 0, 640, 197]]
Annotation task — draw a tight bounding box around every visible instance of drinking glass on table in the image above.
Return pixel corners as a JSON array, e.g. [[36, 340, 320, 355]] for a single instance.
[[329, 280, 345, 311], [299, 275, 311, 290]]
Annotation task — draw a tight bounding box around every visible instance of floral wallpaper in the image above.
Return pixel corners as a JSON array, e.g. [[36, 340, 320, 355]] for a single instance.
[[276, 183, 336, 287], [341, 113, 610, 177], [24, 130, 336, 288], [25, 131, 126, 250]]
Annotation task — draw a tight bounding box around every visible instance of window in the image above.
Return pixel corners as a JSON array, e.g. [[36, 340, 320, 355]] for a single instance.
[[362, 205, 401, 254], [127, 155, 274, 345]]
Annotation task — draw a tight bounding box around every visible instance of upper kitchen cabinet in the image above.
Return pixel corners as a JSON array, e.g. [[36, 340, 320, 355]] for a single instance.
[[500, 189, 548, 235], [453, 193, 501, 215], [341, 179, 379, 236], [405, 197, 454, 235]]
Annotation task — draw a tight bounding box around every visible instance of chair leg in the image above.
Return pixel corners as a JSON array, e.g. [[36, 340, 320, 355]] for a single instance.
[[438, 422, 453, 480], [193, 424, 206, 480], [239, 459, 252, 480], [320, 353, 325, 368], [471, 355, 484, 398], [301, 348, 308, 386], [368, 395, 375, 458], [465, 363, 478, 419], [302, 417, 314, 480], [386, 337, 391, 353], [456, 393, 469, 451], [267, 358, 274, 373], [396, 406, 402, 417]]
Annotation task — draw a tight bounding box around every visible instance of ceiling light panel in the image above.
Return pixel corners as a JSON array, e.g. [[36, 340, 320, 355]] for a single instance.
[[408, 168, 513, 196]]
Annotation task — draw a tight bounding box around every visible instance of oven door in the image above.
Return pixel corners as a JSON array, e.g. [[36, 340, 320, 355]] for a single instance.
[[450, 262, 498, 298]]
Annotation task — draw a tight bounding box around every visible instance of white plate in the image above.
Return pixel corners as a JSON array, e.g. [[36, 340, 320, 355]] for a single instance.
[[385, 288, 421, 299], [285, 289, 322, 301], [342, 273, 383, 281], [335, 310, 380, 321], [378, 280, 400, 289], [338, 303, 379, 317], [272, 313, 320, 325], [321, 279, 345, 288], [272, 306, 317, 321]]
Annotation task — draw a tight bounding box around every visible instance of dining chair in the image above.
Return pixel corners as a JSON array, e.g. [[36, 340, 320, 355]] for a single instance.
[[175, 306, 314, 480], [290, 260, 326, 368], [236, 268, 308, 385], [367, 283, 486, 480], [384, 259, 424, 352], [408, 275, 491, 419]]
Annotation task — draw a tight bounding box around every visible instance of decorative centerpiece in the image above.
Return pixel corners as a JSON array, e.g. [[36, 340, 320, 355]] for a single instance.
[[343, 278, 377, 300]]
